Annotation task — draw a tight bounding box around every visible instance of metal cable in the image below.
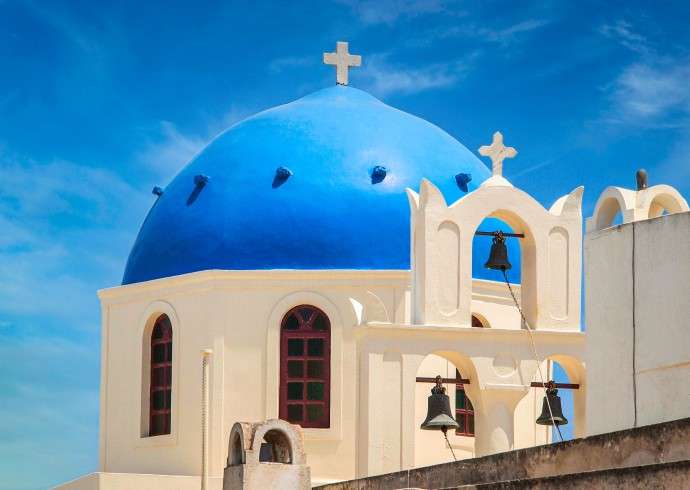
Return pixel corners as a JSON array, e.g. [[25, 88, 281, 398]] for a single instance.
[[442, 429, 457, 461], [501, 268, 564, 443]]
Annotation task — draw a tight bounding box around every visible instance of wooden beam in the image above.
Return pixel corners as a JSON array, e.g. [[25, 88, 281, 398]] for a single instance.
[[531, 382, 580, 390], [474, 231, 525, 238], [416, 376, 471, 385]]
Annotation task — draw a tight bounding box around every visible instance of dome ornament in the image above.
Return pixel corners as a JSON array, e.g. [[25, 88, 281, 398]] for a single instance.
[[370, 165, 387, 184], [479, 131, 517, 178], [454, 173, 472, 192], [272, 166, 293, 188], [323, 41, 361, 86]]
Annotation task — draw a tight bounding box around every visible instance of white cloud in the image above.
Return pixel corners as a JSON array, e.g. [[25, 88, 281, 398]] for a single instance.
[[360, 53, 468, 97], [336, 0, 453, 25], [607, 61, 690, 125], [136, 107, 256, 177], [599, 20, 651, 55], [411, 18, 549, 48], [0, 151, 146, 330], [136, 121, 208, 176], [478, 19, 550, 46]]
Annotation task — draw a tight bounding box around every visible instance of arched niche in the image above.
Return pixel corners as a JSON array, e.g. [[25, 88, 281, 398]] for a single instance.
[[249, 419, 305, 465], [227, 422, 249, 466]]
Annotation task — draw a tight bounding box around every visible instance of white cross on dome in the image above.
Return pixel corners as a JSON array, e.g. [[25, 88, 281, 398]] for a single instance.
[[323, 41, 361, 86]]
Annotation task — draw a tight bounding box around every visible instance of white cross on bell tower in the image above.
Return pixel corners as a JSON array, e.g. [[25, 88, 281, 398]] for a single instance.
[[323, 41, 361, 86], [479, 131, 517, 177]]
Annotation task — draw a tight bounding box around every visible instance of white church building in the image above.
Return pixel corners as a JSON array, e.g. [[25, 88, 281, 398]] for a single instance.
[[57, 43, 690, 490]]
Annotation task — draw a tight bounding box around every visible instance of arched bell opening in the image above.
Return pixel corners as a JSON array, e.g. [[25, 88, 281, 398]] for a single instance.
[[414, 351, 479, 466], [519, 354, 585, 448], [471, 211, 536, 329], [258, 429, 293, 464]]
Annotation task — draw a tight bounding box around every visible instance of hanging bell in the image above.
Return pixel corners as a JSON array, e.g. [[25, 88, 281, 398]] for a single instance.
[[420, 376, 459, 432], [536, 384, 568, 426], [484, 231, 512, 271]]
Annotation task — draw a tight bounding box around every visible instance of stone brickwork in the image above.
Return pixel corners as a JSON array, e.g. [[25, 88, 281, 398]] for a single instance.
[[316, 417, 690, 489]]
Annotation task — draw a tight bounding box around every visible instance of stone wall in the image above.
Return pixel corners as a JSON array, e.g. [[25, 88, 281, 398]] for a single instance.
[[316, 417, 690, 489]]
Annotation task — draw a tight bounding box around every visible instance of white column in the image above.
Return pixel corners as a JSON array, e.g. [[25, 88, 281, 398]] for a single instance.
[[475, 387, 526, 456], [201, 349, 213, 490]]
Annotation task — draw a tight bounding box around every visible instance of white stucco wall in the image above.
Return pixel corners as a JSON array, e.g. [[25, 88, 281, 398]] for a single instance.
[[585, 211, 690, 436], [97, 270, 411, 487], [91, 268, 582, 489]]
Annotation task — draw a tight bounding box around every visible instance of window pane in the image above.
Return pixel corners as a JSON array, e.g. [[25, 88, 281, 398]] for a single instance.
[[456, 389, 466, 409], [284, 314, 299, 331], [307, 339, 324, 357], [153, 344, 166, 363], [287, 382, 303, 400], [287, 339, 303, 356], [466, 396, 474, 411], [468, 414, 475, 434], [165, 389, 172, 409], [307, 361, 324, 378], [152, 390, 165, 410], [299, 308, 313, 324], [166, 344, 173, 362], [152, 367, 165, 387], [307, 404, 324, 422], [165, 367, 172, 385], [457, 413, 466, 433], [153, 324, 164, 339], [287, 361, 303, 378], [307, 382, 324, 401], [150, 414, 166, 435], [313, 314, 328, 331], [287, 404, 303, 423]]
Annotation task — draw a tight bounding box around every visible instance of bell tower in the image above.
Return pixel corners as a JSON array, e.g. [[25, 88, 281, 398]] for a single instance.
[[407, 133, 584, 331]]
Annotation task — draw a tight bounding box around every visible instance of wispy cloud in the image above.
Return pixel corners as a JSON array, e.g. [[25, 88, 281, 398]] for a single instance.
[[0, 151, 145, 329], [599, 20, 651, 55], [136, 121, 208, 176], [411, 18, 549, 48], [606, 60, 690, 126], [360, 53, 469, 97], [336, 0, 455, 25], [268, 55, 314, 74], [477, 19, 550, 47], [136, 107, 256, 178]]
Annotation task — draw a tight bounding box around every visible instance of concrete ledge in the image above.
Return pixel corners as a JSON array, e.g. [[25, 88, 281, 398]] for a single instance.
[[459, 460, 690, 489], [316, 417, 690, 490]]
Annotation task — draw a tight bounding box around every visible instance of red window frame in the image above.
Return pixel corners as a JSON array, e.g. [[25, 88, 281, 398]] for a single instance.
[[149, 315, 173, 436], [279, 305, 331, 428], [455, 369, 475, 436]]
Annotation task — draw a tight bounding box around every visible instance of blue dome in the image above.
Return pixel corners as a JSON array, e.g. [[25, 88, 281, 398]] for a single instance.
[[123, 85, 491, 284]]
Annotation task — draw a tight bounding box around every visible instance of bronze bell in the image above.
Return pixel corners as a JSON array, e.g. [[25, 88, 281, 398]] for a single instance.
[[421, 376, 459, 432], [536, 383, 568, 426], [484, 231, 512, 271]]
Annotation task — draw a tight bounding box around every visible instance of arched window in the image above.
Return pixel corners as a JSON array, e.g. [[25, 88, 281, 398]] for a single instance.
[[455, 369, 475, 436], [471, 315, 485, 328], [279, 305, 330, 428], [149, 314, 173, 436]]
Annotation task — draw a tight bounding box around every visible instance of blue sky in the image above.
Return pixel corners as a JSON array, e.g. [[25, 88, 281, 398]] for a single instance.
[[1, 0, 690, 488]]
